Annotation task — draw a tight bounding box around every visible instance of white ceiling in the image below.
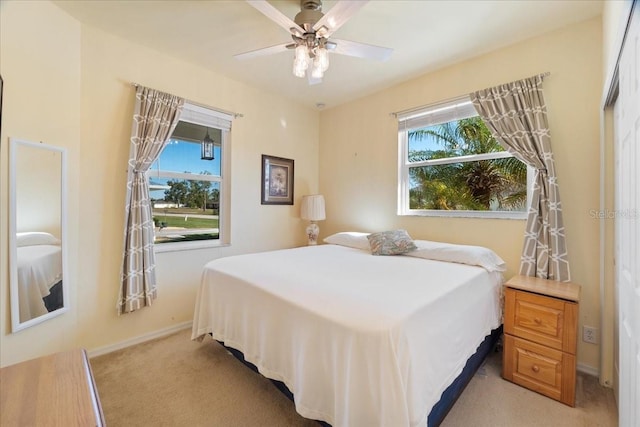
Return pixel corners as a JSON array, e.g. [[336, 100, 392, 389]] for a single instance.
[[54, 0, 602, 109]]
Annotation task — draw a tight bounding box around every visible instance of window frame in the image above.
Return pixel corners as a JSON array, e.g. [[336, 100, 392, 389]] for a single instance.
[[152, 101, 232, 253], [397, 96, 530, 219]]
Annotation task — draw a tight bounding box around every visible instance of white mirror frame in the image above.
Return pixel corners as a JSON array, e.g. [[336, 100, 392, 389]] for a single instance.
[[9, 138, 68, 332]]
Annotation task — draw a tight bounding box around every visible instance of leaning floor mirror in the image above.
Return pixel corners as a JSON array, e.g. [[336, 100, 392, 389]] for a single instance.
[[9, 138, 68, 332]]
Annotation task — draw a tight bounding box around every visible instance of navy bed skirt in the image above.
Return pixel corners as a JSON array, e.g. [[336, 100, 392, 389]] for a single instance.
[[220, 325, 503, 427], [427, 326, 502, 426]]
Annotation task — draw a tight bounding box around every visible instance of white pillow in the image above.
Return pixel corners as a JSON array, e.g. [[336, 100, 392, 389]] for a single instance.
[[323, 232, 370, 251], [16, 232, 61, 247], [405, 239, 506, 272]]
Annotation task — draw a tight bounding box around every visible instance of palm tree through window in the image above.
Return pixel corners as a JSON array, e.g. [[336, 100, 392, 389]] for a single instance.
[[397, 97, 530, 218]]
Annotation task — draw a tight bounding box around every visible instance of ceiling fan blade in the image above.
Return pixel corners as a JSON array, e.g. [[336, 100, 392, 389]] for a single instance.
[[247, 0, 305, 36], [313, 0, 369, 38], [331, 38, 393, 62], [234, 42, 292, 60]]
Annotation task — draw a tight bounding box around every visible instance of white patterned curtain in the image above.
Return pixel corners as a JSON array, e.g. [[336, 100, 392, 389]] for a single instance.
[[118, 86, 184, 314], [470, 74, 570, 281]]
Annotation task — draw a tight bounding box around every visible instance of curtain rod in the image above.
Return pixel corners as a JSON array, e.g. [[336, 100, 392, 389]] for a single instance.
[[130, 82, 244, 119], [389, 71, 551, 118]]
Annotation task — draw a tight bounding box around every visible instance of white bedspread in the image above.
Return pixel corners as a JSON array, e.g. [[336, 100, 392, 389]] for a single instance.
[[192, 245, 502, 427], [17, 244, 62, 322]]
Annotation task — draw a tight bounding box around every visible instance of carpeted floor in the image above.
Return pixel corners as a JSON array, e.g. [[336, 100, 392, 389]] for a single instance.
[[90, 329, 617, 426], [440, 346, 618, 427]]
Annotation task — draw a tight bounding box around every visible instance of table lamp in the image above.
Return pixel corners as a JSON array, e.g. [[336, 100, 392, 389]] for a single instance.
[[300, 194, 326, 245]]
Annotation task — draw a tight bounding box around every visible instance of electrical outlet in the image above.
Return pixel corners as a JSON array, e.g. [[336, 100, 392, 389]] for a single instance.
[[583, 325, 598, 344]]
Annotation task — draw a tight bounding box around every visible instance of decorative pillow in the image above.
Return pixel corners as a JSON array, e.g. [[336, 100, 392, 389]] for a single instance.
[[323, 232, 371, 251], [367, 230, 417, 256], [406, 239, 506, 272], [16, 232, 61, 247]]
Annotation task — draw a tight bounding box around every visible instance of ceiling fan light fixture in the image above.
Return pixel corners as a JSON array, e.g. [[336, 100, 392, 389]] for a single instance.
[[294, 44, 310, 63], [243, 0, 392, 84], [316, 46, 329, 71], [293, 45, 310, 78], [293, 62, 307, 78], [311, 60, 324, 79]]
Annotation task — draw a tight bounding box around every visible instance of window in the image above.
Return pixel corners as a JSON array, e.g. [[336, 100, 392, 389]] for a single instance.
[[398, 96, 529, 218], [148, 102, 232, 248]]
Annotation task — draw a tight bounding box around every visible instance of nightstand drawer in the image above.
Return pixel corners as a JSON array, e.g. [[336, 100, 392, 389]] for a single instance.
[[504, 288, 578, 353], [502, 275, 579, 407], [503, 335, 576, 406]]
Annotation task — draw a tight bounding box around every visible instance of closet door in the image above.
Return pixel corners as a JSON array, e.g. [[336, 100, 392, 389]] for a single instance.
[[614, 5, 640, 427]]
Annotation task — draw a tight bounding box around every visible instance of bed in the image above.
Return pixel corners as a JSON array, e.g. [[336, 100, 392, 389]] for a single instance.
[[192, 232, 505, 426], [16, 232, 63, 322]]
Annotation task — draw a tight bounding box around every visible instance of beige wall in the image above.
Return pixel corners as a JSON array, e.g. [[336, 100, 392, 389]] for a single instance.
[[319, 18, 603, 371], [0, 1, 319, 366], [0, 0, 82, 365]]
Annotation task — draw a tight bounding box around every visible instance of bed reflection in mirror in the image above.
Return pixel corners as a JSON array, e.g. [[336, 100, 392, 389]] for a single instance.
[[10, 138, 68, 332]]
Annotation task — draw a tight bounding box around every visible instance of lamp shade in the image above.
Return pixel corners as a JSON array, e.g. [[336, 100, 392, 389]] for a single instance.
[[300, 195, 326, 221]]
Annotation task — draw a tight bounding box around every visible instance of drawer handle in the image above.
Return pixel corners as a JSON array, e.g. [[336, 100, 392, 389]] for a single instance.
[[532, 365, 540, 373], [534, 317, 542, 325]]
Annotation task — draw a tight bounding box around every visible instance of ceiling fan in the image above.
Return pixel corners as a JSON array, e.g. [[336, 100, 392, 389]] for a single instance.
[[235, 0, 393, 84]]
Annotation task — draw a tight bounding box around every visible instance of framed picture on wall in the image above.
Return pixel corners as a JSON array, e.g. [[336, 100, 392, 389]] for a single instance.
[[261, 154, 294, 205]]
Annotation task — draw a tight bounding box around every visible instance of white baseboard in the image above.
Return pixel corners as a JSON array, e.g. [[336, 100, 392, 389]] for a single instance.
[[577, 362, 600, 377], [87, 321, 192, 359]]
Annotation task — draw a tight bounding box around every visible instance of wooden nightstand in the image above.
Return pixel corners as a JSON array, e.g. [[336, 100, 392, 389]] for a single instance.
[[502, 274, 581, 406]]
